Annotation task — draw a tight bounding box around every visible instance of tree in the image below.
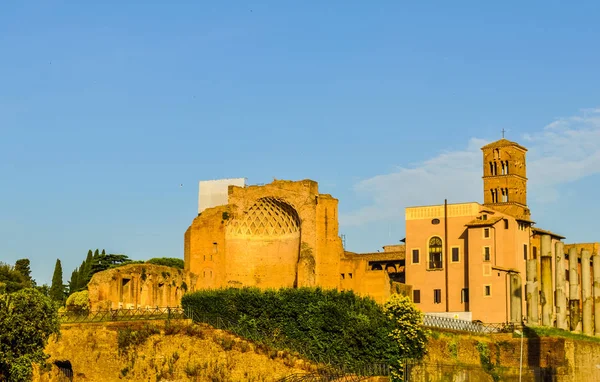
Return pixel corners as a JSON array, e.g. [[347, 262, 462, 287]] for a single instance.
[[383, 294, 429, 381], [0, 262, 28, 294], [49, 259, 64, 303], [90, 253, 131, 274], [68, 269, 79, 295], [14, 259, 34, 287], [0, 288, 60, 381], [146, 257, 185, 269]]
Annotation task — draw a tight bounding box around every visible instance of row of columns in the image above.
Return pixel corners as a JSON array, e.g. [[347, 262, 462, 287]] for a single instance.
[[525, 235, 600, 336]]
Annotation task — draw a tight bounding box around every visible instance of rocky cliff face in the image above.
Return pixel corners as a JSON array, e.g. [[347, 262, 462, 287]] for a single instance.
[[34, 320, 308, 382]]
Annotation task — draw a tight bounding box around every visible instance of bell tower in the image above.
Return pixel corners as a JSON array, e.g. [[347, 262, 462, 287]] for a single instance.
[[481, 137, 530, 219]]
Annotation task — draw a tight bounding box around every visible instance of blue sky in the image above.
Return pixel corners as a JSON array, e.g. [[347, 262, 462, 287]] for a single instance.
[[1, 1, 600, 285]]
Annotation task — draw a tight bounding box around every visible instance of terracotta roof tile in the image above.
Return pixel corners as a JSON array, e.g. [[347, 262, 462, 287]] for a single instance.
[[480, 138, 528, 151], [532, 227, 565, 240], [465, 216, 504, 227]]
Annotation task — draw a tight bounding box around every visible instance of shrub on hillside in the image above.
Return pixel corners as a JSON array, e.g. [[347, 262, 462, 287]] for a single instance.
[[65, 290, 90, 313], [181, 287, 402, 369], [146, 258, 184, 269]]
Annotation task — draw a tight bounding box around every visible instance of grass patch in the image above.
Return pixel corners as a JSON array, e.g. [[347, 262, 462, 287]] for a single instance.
[[519, 326, 600, 343]]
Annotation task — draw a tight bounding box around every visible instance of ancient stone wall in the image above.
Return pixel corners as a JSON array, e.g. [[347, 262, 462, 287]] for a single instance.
[[87, 264, 197, 310], [184, 179, 347, 292]]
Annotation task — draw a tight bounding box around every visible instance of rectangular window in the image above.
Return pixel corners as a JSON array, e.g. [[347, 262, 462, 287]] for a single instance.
[[504, 219, 509, 229], [341, 273, 345, 280], [484, 247, 491, 262], [433, 289, 442, 304], [412, 249, 420, 264], [413, 290, 421, 303], [461, 288, 469, 303], [349, 273, 353, 279], [523, 244, 528, 260], [484, 228, 490, 238], [452, 247, 460, 262], [484, 285, 491, 296], [482, 214, 488, 221], [533, 246, 537, 259]]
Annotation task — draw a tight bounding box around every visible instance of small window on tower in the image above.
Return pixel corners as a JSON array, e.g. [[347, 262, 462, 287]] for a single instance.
[[484, 228, 490, 238], [504, 219, 509, 229]]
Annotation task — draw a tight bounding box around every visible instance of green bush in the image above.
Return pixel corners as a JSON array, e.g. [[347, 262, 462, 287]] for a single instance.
[[146, 258, 184, 269], [0, 288, 60, 381], [181, 287, 402, 369], [65, 290, 90, 313]]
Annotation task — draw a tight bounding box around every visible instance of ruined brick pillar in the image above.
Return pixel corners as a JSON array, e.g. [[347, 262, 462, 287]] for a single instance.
[[510, 273, 523, 323], [526, 259, 539, 325], [593, 254, 600, 336], [569, 247, 581, 332], [582, 250, 592, 336], [555, 242, 567, 330], [540, 234, 553, 326]]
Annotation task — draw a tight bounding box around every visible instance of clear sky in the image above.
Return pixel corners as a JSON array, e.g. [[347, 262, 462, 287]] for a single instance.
[[2, 1, 600, 285]]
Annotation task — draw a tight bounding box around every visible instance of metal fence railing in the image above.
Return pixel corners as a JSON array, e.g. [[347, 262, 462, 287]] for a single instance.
[[59, 306, 185, 323], [422, 314, 514, 334]]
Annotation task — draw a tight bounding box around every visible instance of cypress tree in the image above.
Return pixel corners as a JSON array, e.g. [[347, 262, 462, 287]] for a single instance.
[[69, 269, 79, 295], [82, 250, 93, 287], [77, 260, 87, 290], [49, 259, 64, 302]]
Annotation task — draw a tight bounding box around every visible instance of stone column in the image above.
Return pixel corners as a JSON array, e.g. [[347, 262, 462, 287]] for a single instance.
[[540, 234, 553, 326], [569, 248, 581, 332], [510, 273, 523, 323], [593, 254, 600, 336], [582, 250, 592, 336], [526, 259, 539, 325], [556, 242, 567, 330]]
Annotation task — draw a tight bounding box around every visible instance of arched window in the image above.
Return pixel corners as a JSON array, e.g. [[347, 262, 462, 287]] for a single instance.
[[429, 236, 443, 269]]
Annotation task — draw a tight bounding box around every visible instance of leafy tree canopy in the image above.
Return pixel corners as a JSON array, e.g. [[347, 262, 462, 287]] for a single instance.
[[0, 288, 60, 381], [146, 258, 184, 269], [0, 261, 30, 294]]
